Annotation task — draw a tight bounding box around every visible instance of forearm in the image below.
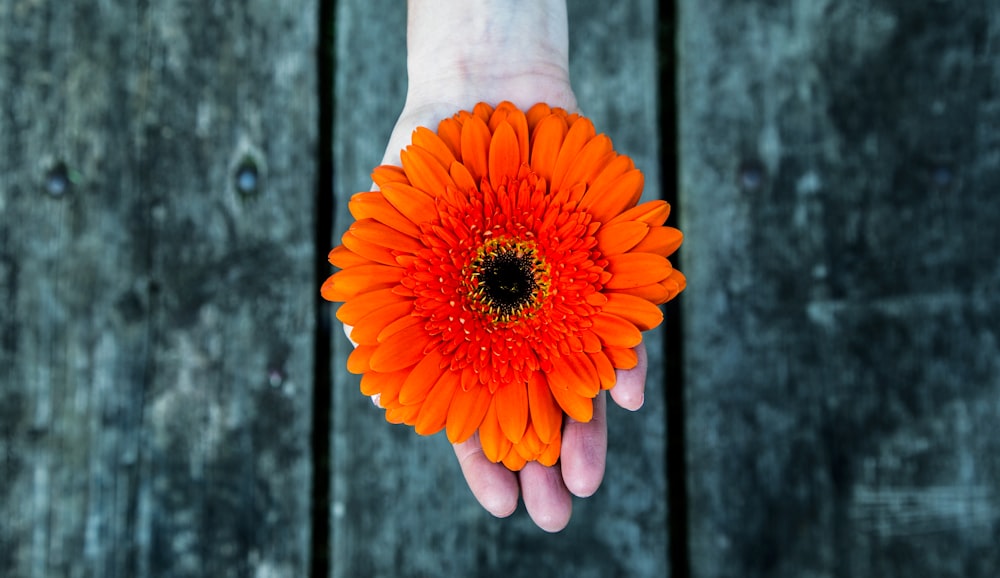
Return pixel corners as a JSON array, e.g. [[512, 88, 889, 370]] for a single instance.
[[405, 0, 576, 110]]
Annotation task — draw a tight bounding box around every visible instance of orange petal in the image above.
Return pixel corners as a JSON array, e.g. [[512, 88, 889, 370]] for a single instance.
[[340, 231, 396, 266], [461, 114, 491, 184], [515, 426, 559, 466], [601, 292, 663, 331], [488, 121, 521, 190], [548, 352, 600, 400], [479, 398, 513, 464], [489, 104, 529, 164], [578, 329, 602, 353], [501, 451, 527, 472], [605, 253, 672, 289], [371, 165, 407, 188], [377, 313, 422, 343], [487, 101, 511, 129], [553, 181, 586, 207], [460, 367, 479, 392], [558, 134, 613, 190], [327, 245, 369, 268], [414, 369, 460, 436], [412, 126, 457, 168], [606, 199, 670, 227], [550, 117, 596, 194], [376, 377, 406, 406], [361, 368, 408, 405], [656, 270, 687, 304], [586, 290, 608, 307], [633, 226, 683, 257], [548, 377, 593, 423], [525, 103, 553, 129], [369, 326, 432, 373], [518, 424, 545, 458], [398, 347, 446, 405], [385, 405, 421, 425], [668, 269, 687, 294], [349, 299, 414, 345], [346, 344, 376, 374], [579, 169, 644, 223], [436, 117, 463, 161], [590, 154, 635, 192], [401, 144, 456, 195], [508, 108, 530, 166], [380, 181, 438, 226], [590, 312, 643, 349], [349, 219, 426, 253], [527, 372, 563, 444], [538, 432, 561, 466], [446, 383, 492, 444], [529, 114, 567, 183], [472, 102, 494, 123], [494, 381, 528, 444], [449, 161, 478, 192], [348, 191, 422, 237], [612, 283, 671, 303], [320, 274, 340, 302], [589, 352, 617, 390], [605, 346, 638, 370], [570, 353, 600, 398], [322, 265, 404, 301], [596, 220, 649, 255], [336, 287, 407, 325]]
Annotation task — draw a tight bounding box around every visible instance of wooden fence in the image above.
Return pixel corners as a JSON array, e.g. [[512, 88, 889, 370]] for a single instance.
[[1, 1, 997, 576]]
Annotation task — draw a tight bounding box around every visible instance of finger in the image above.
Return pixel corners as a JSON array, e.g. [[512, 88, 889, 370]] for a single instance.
[[520, 461, 573, 532], [559, 391, 607, 498], [609, 342, 647, 411], [453, 435, 519, 518]]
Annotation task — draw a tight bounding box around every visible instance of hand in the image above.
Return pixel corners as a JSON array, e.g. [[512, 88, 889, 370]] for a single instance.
[[346, 326, 648, 533], [452, 343, 648, 532], [361, 95, 648, 533], [348, 0, 649, 532]]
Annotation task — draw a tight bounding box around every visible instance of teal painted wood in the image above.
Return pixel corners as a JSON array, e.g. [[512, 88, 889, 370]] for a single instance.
[[679, 1, 1000, 576], [328, 0, 670, 576], [0, 2, 317, 576]]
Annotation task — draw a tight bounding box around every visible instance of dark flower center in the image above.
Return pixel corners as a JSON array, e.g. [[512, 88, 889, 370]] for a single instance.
[[480, 251, 537, 314], [466, 239, 549, 323]]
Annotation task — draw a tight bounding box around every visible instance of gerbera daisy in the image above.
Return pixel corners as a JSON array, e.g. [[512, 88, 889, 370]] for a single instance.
[[323, 101, 685, 471]]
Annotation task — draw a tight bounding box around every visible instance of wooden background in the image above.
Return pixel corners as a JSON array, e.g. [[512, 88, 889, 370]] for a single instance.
[[1, 1, 997, 577]]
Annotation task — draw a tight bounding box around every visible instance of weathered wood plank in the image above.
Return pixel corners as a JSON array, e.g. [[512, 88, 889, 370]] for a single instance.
[[329, 0, 669, 576], [679, 1, 1000, 576], [0, 2, 316, 576]]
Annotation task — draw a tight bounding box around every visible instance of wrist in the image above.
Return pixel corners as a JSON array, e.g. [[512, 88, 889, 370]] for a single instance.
[[404, 0, 576, 112]]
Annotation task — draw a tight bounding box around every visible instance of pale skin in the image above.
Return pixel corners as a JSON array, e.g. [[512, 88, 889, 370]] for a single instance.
[[350, 0, 649, 533]]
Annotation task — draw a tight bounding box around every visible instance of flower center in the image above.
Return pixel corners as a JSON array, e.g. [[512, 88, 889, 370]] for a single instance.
[[468, 239, 548, 323], [480, 252, 536, 308]]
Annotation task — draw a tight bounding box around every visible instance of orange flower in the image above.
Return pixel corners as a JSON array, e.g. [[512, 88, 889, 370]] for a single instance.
[[323, 101, 685, 471]]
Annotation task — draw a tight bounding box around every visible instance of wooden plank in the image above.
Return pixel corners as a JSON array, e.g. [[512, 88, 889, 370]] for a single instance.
[[329, 0, 669, 575], [0, 2, 316, 576], [679, 1, 1000, 576]]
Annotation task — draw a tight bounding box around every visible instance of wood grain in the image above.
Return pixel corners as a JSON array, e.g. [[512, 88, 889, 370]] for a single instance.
[[0, 2, 317, 576], [679, 1, 1000, 576], [9, 1, 992, 576]]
